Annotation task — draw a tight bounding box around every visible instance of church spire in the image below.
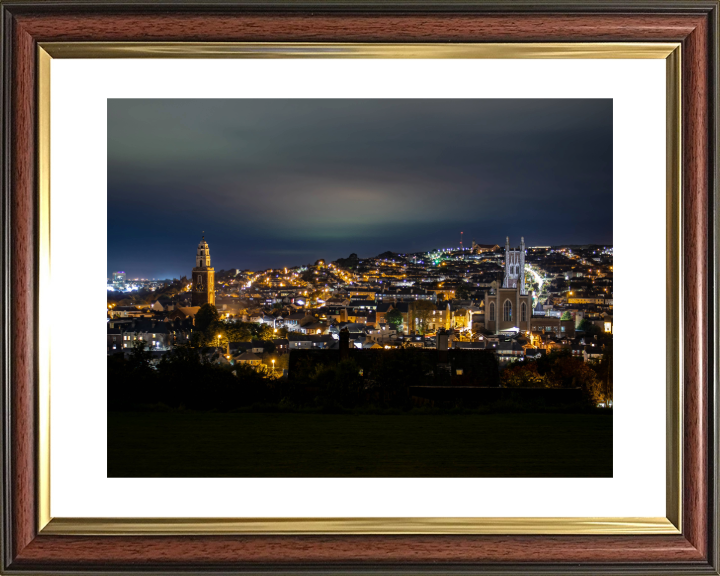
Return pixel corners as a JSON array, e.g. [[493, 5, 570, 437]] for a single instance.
[[192, 235, 215, 307], [196, 235, 211, 268]]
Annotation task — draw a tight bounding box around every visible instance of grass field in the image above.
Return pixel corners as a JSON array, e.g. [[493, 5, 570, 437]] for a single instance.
[[107, 411, 612, 478]]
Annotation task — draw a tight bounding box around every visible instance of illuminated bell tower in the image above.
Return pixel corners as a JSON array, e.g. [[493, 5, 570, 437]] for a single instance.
[[191, 234, 215, 307], [502, 236, 526, 294]]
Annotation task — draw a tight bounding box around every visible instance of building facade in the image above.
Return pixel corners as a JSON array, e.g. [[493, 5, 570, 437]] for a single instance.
[[484, 236, 532, 334], [191, 236, 215, 307]]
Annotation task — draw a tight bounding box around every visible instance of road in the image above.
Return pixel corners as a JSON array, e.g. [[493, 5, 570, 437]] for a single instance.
[[525, 264, 546, 307]]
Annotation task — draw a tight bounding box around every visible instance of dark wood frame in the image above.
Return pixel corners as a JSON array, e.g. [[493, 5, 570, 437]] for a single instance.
[[1, 1, 718, 573]]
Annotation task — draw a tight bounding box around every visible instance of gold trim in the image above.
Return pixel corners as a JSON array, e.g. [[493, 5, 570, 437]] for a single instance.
[[37, 46, 52, 533], [36, 41, 683, 536], [42, 516, 679, 536], [38, 41, 679, 60], [665, 45, 682, 531]]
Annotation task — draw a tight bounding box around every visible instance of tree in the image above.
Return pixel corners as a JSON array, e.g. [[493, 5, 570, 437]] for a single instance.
[[127, 339, 153, 372], [410, 300, 436, 334], [386, 308, 403, 331], [578, 318, 600, 336], [502, 362, 548, 388], [252, 323, 275, 341], [456, 285, 472, 300], [500, 351, 602, 405], [225, 322, 252, 342], [561, 311, 573, 321], [592, 340, 613, 405], [108, 340, 158, 410], [310, 359, 363, 409], [195, 303, 220, 332]]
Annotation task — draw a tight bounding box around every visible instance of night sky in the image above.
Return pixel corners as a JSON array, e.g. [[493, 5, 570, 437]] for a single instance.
[[108, 99, 612, 279]]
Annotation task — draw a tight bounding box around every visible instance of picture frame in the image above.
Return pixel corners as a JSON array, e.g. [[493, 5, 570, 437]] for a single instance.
[[1, 1, 717, 573]]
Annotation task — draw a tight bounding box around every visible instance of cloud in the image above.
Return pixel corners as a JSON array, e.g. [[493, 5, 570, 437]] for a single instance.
[[107, 98, 612, 276]]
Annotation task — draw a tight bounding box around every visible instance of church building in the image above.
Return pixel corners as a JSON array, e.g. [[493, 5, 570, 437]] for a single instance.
[[191, 235, 215, 307], [484, 236, 532, 334]]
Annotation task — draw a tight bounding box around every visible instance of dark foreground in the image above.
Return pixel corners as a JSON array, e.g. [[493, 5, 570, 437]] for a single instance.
[[108, 411, 612, 478]]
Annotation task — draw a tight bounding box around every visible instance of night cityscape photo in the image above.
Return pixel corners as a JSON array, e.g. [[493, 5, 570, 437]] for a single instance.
[[107, 99, 613, 478]]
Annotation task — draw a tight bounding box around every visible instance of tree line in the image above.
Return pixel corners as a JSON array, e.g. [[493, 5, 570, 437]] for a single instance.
[[501, 347, 612, 405]]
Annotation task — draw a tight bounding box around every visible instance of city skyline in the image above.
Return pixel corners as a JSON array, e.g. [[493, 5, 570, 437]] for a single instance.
[[108, 98, 613, 278], [108, 238, 612, 281]]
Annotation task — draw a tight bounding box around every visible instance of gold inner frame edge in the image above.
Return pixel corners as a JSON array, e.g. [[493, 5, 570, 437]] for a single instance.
[[36, 41, 682, 536]]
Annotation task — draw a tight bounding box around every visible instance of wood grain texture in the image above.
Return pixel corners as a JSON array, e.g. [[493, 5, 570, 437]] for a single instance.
[[13, 12, 705, 42], [9, 534, 707, 567], [683, 12, 710, 554], [9, 17, 37, 563], [2, 3, 717, 573], [681, 12, 710, 560]]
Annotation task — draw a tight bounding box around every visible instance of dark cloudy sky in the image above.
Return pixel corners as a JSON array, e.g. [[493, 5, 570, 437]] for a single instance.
[[108, 99, 612, 279]]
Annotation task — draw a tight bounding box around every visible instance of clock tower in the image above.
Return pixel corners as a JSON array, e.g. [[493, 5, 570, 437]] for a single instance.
[[191, 235, 215, 307]]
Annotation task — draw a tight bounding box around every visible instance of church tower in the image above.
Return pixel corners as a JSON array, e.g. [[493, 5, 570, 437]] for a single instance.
[[191, 235, 215, 307], [485, 236, 532, 334], [502, 236, 526, 294]]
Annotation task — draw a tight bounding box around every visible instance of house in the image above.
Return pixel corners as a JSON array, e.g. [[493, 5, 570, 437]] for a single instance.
[[524, 348, 545, 360], [273, 338, 289, 353], [530, 316, 576, 338], [326, 296, 350, 307], [107, 326, 123, 354], [453, 341, 488, 350], [494, 341, 525, 364], [121, 320, 174, 350], [285, 312, 314, 332], [349, 297, 377, 310], [150, 300, 173, 312], [228, 342, 254, 355], [289, 337, 313, 350], [113, 306, 152, 318], [300, 321, 328, 335], [236, 351, 262, 367], [260, 314, 276, 326], [307, 334, 336, 349], [175, 306, 201, 319], [590, 317, 613, 334], [346, 310, 369, 324], [583, 346, 604, 363], [375, 303, 394, 326]]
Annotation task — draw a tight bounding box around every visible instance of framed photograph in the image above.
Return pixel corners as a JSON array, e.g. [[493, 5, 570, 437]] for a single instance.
[[1, 1, 717, 574]]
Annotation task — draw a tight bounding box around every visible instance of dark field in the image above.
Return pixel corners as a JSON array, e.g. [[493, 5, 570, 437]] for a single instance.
[[108, 411, 612, 478]]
